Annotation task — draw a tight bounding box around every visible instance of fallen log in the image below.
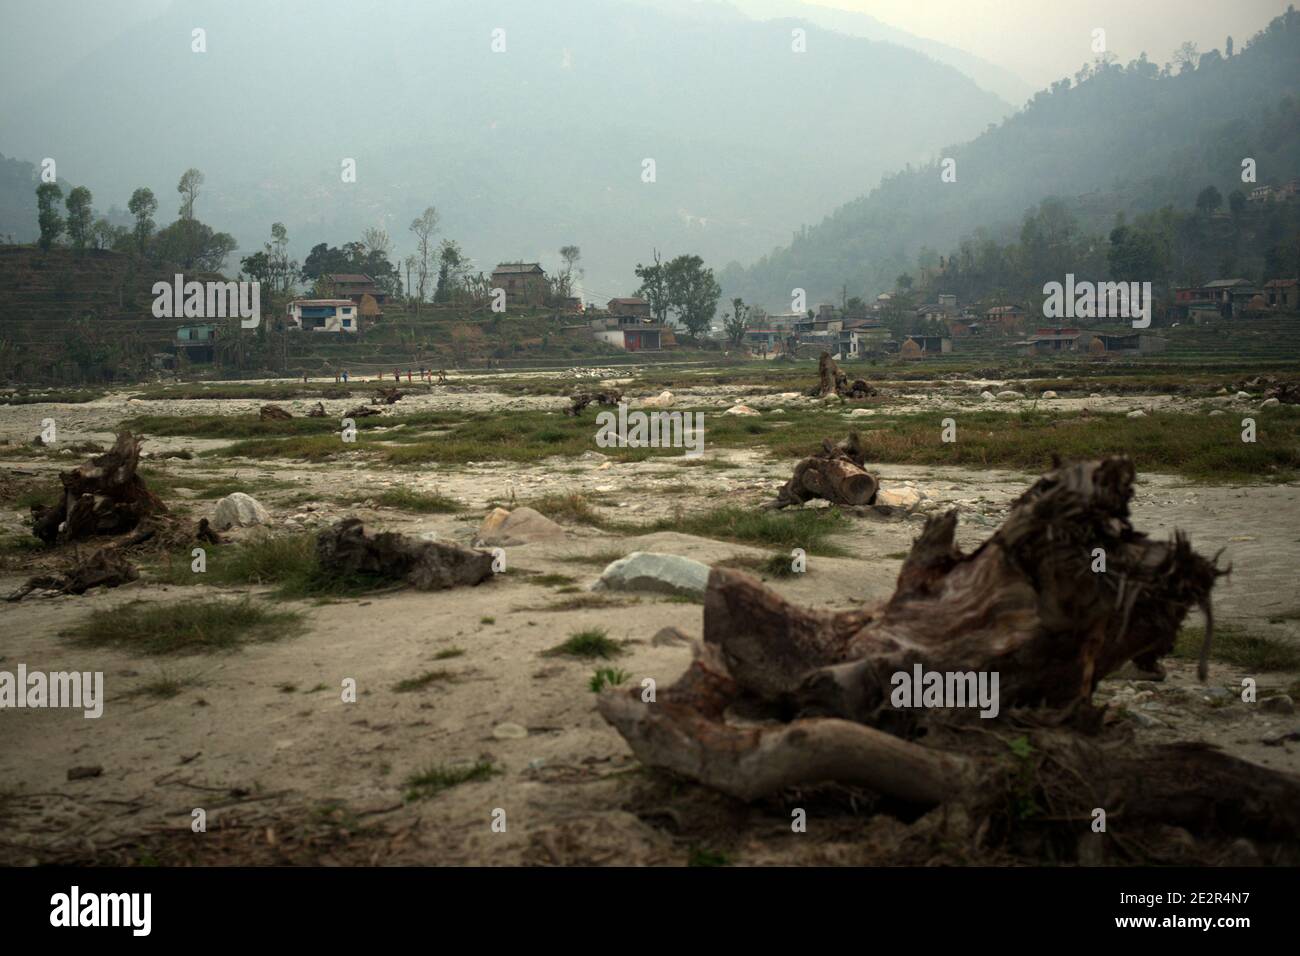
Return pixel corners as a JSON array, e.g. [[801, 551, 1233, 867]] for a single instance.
[[344, 405, 382, 418], [307, 401, 327, 418], [773, 432, 878, 508], [30, 431, 167, 545], [372, 387, 404, 405], [316, 518, 495, 591], [259, 404, 293, 421], [806, 351, 877, 400], [6, 547, 139, 601], [598, 457, 1299, 861]]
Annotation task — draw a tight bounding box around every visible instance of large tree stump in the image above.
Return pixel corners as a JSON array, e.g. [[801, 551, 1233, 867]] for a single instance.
[[316, 518, 495, 591], [598, 457, 1300, 860], [259, 404, 293, 421], [773, 432, 879, 508], [30, 431, 167, 545]]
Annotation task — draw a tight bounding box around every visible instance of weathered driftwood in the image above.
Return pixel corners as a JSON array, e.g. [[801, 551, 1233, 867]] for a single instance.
[[773, 432, 878, 508], [566, 389, 624, 416], [372, 387, 404, 405], [344, 405, 382, 418], [30, 431, 167, 545], [806, 351, 878, 400], [259, 404, 293, 421], [6, 547, 139, 601], [599, 457, 1300, 858], [316, 518, 495, 591], [307, 401, 327, 418], [196, 517, 224, 545]]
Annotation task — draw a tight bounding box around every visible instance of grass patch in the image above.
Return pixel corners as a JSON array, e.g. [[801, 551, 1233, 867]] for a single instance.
[[149, 533, 399, 598], [404, 760, 499, 801], [64, 599, 302, 656], [530, 573, 578, 587], [393, 669, 457, 692], [687, 847, 732, 867], [545, 628, 624, 659], [589, 667, 631, 692], [372, 487, 462, 513], [434, 647, 466, 660], [556, 550, 626, 568], [641, 505, 849, 556], [1173, 625, 1300, 671]]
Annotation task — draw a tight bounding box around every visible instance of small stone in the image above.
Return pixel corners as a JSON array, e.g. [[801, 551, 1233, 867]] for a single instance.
[[995, 390, 1023, 400], [595, 552, 710, 598], [724, 404, 760, 416], [1261, 397, 1280, 408], [1126, 410, 1146, 418], [492, 722, 528, 740], [1040, 390, 1058, 399], [980, 391, 996, 401], [1208, 409, 1225, 416], [211, 492, 269, 530]]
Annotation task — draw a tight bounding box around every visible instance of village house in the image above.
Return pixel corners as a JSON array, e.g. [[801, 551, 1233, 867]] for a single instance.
[[607, 297, 651, 319], [1024, 327, 1083, 354], [589, 312, 672, 352], [490, 262, 549, 308], [1249, 185, 1276, 204], [175, 323, 217, 363], [984, 305, 1027, 333], [323, 273, 388, 313], [1264, 278, 1299, 310], [1086, 332, 1168, 355], [287, 299, 361, 333], [899, 334, 952, 360]]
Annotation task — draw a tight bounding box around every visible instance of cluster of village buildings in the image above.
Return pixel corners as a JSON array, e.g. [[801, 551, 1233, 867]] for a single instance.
[[169, 254, 1300, 365]]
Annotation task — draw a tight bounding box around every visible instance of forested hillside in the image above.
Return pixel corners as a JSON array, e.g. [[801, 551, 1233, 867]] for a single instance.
[[727, 7, 1300, 309]]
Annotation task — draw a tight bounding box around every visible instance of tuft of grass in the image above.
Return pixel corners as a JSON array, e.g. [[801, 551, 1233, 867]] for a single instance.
[[64, 599, 302, 656], [589, 667, 631, 692], [556, 550, 627, 568], [372, 487, 461, 514], [479, 616, 495, 625], [530, 573, 578, 587], [641, 505, 849, 556], [434, 647, 466, 660], [404, 760, 499, 801], [546, 628, 623, 659], [127, 669, 204, 700], [1174, 624, 1300, 671], [393, 669, 457, 692]]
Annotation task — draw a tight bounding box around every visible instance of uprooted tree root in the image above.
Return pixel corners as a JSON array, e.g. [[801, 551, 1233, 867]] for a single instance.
[[772, 431, 879, 509], [599, 456, 1300, 864]]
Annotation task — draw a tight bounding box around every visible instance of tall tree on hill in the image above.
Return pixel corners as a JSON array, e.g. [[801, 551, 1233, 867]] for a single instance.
[[556, 245, 582, 300], [435, 239, 466, 304], [177, 168, 204, 220], [362, 226, 392, 260], [127, 187, 157, 255], [409, 206, 439, 311], [664, 254, 721, 340], [1173, 42, 1199, 74], [35, 181, 64, 251], [65, 186, 93, 254], [634, 250, 670, 324], [1196, 185, 1223, 216]]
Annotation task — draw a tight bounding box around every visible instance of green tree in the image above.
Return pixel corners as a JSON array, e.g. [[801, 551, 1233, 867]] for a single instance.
[[634, 250, 671, 324], [555, 245, 582, 300], [723, 297, 750, 345], [35, 182, 64, 250], [127, 187, 157, 254], [1228, 189, 1247, 217], [65, 186, 93, 253], [664, 254, 721, 339]]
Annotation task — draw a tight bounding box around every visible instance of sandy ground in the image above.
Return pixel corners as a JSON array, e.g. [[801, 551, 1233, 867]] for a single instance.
[[1, 377, 1297, 865]]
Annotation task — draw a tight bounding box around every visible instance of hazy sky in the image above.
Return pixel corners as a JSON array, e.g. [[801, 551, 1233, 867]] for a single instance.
[[807, 0, 1293, 88]]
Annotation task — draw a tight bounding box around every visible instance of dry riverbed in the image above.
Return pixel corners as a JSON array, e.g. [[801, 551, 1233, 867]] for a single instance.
[[1, 375, 1297, 865]]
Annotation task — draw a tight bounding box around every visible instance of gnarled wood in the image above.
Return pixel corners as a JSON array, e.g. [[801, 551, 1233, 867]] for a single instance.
[[30, 431, 166, 545], [316, 518, 495, 591], [773, 432, 879, 508]]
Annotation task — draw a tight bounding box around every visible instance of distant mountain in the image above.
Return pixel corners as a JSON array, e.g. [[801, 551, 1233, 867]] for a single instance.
[[707, 0, 1034, 105], [0, 0, 1009, 300], [725, 8, 1300, 309]]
